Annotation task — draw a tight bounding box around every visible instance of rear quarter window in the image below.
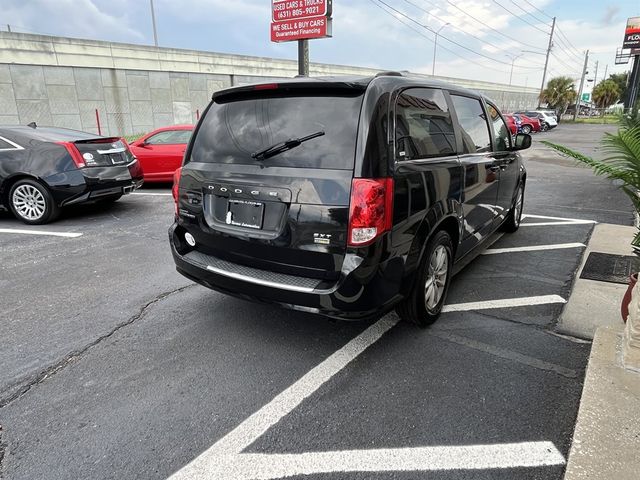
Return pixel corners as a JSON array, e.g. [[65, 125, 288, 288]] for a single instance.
[[190, 92, 364, 170]]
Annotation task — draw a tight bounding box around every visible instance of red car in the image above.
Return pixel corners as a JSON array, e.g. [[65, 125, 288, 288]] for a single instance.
[[513, 114, 540, 134], [129, 125, 194, 182], [503, 114, 519, 135]]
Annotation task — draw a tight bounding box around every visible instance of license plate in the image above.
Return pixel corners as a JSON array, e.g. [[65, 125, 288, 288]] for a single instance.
[[227, 200, 264, 229]]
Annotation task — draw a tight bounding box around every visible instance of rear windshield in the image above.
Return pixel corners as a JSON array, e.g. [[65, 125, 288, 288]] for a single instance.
[[190, 92, 364, 170]]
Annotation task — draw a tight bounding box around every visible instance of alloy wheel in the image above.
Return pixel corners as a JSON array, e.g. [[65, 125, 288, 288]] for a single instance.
[[12, 184, 47, 221], [513, 186, 524, 227], [425, 245, 449, 311]]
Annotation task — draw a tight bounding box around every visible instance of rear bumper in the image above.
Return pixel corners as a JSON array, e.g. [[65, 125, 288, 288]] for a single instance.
[[169, 224, 406, 321], [47, 161, 144, 206]]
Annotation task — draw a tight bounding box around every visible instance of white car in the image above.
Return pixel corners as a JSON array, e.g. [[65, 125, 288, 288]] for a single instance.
[[522, 110, 558, 129]]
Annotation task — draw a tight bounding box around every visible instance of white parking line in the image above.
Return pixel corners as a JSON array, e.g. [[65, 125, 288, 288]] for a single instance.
[[0, 228, 83, 238], [168, 293, 568, 479], [170, 443, 565, 479], [483, 243, 586, 255], [442, 295, 566, 313], [522, 213, 595, 222], [521, 221, 596, 227], [131, 192, 172, 196], [520, 214, 597, 227]]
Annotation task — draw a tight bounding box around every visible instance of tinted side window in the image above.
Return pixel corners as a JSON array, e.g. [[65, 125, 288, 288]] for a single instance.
[[395, 88, 455, 160], [487, 104, 511, 152], [451, 95, 491, 154]]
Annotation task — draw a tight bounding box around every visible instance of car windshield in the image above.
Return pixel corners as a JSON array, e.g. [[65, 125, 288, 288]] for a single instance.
[[191, 91, 365, 170]]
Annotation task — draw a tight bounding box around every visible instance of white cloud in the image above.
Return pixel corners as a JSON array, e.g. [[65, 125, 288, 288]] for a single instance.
[[3, 0, 143, 41]]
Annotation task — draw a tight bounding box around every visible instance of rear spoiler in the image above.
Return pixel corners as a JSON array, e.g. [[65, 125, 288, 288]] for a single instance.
[[212, 80, 369, 102], [73, 136, 123, 144]]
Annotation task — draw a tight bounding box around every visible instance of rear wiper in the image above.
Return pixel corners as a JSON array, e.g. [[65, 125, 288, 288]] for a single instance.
[[251, 130, 325, 160]]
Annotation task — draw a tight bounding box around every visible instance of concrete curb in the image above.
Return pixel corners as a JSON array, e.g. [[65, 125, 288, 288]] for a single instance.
[[564, 326, 640, 479], [557, 224, 637, 339]]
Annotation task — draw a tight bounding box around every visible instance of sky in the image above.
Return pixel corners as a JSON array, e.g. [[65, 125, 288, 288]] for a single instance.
[[3, 0, 640, 93]]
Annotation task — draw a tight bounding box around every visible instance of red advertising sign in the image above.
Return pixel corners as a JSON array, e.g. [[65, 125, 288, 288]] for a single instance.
[[623, 16, 640, 49], [271, 16, 332, 43], [272, 0, 332, 22]]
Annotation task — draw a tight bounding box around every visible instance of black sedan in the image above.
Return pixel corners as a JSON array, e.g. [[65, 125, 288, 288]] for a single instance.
[[0, 125, 143, 224]]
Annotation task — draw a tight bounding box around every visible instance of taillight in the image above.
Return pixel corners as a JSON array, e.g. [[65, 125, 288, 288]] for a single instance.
[[348, 178, 394, 247], [57, 142, 85, 168], [172, 167, 182, 216]]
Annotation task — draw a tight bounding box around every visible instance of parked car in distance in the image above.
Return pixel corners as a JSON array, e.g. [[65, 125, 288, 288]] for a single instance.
[[129, 125, 194, 182], [503, 113, 519, 135], [0, 125, 143, 224], [517, 110, 558, 130], [513, 113, 541, 134], [170, 73, 531, 326]]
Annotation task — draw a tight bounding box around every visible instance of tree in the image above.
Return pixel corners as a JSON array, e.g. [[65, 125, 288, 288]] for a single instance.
[[608, 72, 629, 105], [592, 80, 621, 111], [540, 76, 577, 115]]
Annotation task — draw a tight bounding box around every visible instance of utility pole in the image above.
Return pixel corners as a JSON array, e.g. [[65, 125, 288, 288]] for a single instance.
[[593, 61, 599, 85], [538, 16, 556, 107], [574, 50, 590, 121], [150, 0, 159, 47], [298, 40, 309, 76], [507, 53, 524, 86], [603, 64, 608, 81]]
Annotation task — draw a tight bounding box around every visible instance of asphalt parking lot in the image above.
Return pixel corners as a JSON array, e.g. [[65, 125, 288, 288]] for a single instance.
[[0, 123, 634, 480]]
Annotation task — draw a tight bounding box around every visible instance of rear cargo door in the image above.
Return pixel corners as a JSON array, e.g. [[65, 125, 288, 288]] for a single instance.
[[179, 86, 366, 280]]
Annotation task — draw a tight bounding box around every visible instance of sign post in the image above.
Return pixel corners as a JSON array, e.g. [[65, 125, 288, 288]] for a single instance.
[[271, 0, 333, 77], [621, 17, 640, 109]]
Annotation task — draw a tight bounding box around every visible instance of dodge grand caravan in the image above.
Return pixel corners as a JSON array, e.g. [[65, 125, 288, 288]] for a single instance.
[[169, 73, 530, 325]]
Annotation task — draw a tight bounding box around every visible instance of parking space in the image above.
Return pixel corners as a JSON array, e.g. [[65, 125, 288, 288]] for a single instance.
[[0, 124, 635, 480]]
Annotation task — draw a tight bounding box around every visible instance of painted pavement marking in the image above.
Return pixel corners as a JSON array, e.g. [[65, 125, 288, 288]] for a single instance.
[[0, 228, 83, 238], [483, 242, 586, 255], [168, 293, 568, 479]]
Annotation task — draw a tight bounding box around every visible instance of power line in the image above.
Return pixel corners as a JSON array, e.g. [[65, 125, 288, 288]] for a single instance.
[[492, 0, 550, 35], [521, 0, 555, 20], [374, 0, 545, 70], [418, 0, 547, 53], [368, 0, 543, 76], [553, 36, 585, 63], [508, 0, 551, 27], [555, 26, 583, 58], [401, 0, 544, 64]]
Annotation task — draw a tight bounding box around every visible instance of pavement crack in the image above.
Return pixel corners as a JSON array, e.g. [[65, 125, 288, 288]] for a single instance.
[[0, 284, 195, 410]]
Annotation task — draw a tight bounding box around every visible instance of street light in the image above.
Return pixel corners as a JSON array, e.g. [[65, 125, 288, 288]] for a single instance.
[[505, 53, 524, 86], [432, 22, 450, 77]]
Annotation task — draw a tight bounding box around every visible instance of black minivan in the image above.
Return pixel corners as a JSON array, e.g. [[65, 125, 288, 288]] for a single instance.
[[170, 73, 530, 325]]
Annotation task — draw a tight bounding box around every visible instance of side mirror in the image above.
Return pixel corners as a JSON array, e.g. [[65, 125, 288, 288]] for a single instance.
[[512, 133, 531, 151]]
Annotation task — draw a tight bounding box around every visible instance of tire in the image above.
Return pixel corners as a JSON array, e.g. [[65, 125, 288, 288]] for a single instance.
[[96, 194, 123, 204], [502, 182, 525, 233], [521, 124, 532, 134], [8, 179, 60, 225], [540, 123, 549, 132], [396, 230, 453, 327]]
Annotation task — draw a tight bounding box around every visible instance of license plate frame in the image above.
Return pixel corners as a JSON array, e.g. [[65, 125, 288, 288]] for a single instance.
[[227, 199, 265, 230]]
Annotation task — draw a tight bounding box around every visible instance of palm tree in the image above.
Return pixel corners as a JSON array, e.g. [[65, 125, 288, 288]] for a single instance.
[[542, 114, 640, 245], [592, 80, 621, 112], [540, 76, 577, 115]]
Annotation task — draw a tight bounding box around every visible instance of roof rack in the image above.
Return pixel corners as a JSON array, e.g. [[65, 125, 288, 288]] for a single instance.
[[375, 71, 403, 78]]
